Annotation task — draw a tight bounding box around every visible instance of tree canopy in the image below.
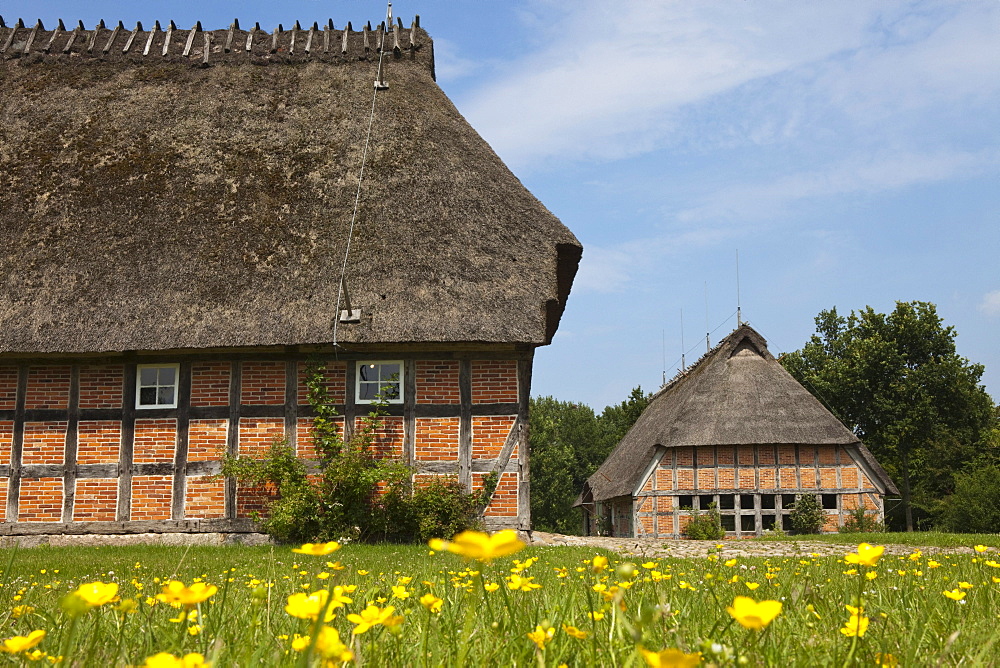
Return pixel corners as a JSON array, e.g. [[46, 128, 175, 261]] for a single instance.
[[781, 301, 997, 531], [529, 387, 650, 534]]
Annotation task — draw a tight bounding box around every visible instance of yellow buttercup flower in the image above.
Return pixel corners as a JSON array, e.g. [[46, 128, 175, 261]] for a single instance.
[[974, 545, 989, 553], [428, 530, 525, 563], [483, 582, 500, 592], [875, 653, 899, 668], [591, 555, 609, 573], [292, 541, 341, 556], [639, 647, 702, 668], [562, 624, 589, 640], [840, 606, 869, 638], [745, 582, 760, 591], [507, 574, 542, 591], [943, 588, 966, 601], [285, 591, 330, 621], [156, 581, 217, 607], [141, 652, 210, 668], [844, 543, 884, 567], [74, 581, 119, 607], [526, 624, 554, 650], [419, 593, 443, 613], [959, 581, 974, 589], [347, 604, 396, 634], [726, 596, 782, 630], [391, 585, 411, 600], [0, 630, 45, 654], [11, 605, 34, 618]]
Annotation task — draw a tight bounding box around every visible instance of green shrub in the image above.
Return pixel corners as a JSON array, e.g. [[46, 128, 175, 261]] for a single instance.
[[223, 362, 485, 543], [683, 504, 725, 540], [838, 507, 886, 533], [789, 494, 825, 534], [937, 464, 1000, 533]]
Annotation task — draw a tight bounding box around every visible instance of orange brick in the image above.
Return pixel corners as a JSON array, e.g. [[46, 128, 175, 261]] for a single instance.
[[759, 469, 776, 489], [24, 366, 70, 409], [641, 474, 654, 492], [134, 419, 176, 464], [657, 513, 674, 535], [696, 469, 715, 490], [185, 475, 225, 519], [472, 471, 517, 517], [131, 476, 172, 520], [238, 418, 285, 458], [191, 363, 231, 407], [241, 362, 285, 405], [0, 479, 7, 520], [717, 446, 734, 465], [841, 467, 859, 488], [297, 362, 346, 405], [188, 419, 228, 462], [414, 418, 457, 461], [778, 445, 796, 465], [779, 468, 797, 489], [758, 446, 776, 466], [22, 422, 66, 465], [800, 468, 817, 488], [472, 416, 515, 460], [818, 445, 837, 465], [820, 468, 838, 488], [237, 481, 277, 519], [696, 446, 714, 466], [637, 495, 652, 512], [415, 361, 460, 404], [18, 477, 63, 522], [74, 479, 118, 522], [656, 467, 673, 491], [0, 421, 12, 465], [717, 468, 736, 488], [471, 361, 517, 404], [676, 447, 694, 466], [0, 367, 16, 410], [356, 416, 404, 459], [77, 421, 121, 465], [738, 469, 756, 489], [676, 469, 694, 489], [737, 445, 755, 466], [296, 416, 344, 459], [79, 365, 124, 409]]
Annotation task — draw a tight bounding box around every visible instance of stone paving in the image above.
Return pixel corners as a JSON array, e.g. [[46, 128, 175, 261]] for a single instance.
[[526, 531, 975, 559]]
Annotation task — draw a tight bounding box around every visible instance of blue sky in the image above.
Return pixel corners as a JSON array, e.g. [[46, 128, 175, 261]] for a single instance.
[[7, 1, 999, 411]]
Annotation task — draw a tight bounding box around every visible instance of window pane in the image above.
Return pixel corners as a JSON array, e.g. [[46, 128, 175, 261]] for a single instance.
[[698, 495, 714, 510], [158, 367, 176, 385], [359, 382, 379, 400], [822, 494, 838, 510], [359, 364, 378, 382], [140, 368, 158, 386], [740, 494, 755, 509], [782, 494, 797, 508], [158, 387, 175, 405], [760, 494, 776, 510], [741, 515, 756, 531], [139, 387, 157, 405], [678, 496, 693, 510], [782, 515, 793, 531], [719, 495, 735, 510], [379, 364, 400, 381], [761, 515, 776, 530], [380, 383, 400, 400], [721, 514, 735, 531]]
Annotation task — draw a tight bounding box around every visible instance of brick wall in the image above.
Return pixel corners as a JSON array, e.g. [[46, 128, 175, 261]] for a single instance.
[[0, 479, 6, 520], [471, 416, 515, 459], [0, 421, 13, 465], [18, 478, 63, 522], [133, 419, 177, 463], [191, 362, 231, 406], [188, 419, 228, 461], [79, 365, 124, 409], [471, 361, 517, 404], [131, 475, 172, 520], [239, 418, 285, 458], [74, 479, 118, 521], [414, 418, 458, 461], [415, 361, 460, 404], [361, 417, 404, 459], [22, 421, 67, 465], [77, 421, 121, 464], [0, 366, 17, 409], [297, 362, 346, 405], [296, 417, 344, 459], [241, 362, 285, 405], [237, 482, 277, 519], [185, 475, 225, 519], [24, 366, 71, 409], [473, 471, 517, 517]]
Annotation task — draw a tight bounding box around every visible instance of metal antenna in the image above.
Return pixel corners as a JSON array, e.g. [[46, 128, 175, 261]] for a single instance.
[[704, 281, 710, 353], [736, 249, 742, 327], [680, 309, 686, 372], [661, 329, 666, 386]]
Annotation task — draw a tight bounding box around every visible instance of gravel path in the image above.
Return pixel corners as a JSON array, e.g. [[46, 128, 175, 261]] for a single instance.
[[526, 531, 975, 559]]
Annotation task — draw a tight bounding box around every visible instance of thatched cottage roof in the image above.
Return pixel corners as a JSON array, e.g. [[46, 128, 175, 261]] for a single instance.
[[582, 325, 898, 503], [0, 17, 581, 355]]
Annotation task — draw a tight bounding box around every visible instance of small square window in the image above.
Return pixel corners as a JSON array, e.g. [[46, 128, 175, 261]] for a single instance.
[[761, 515, 776, 530], [356, 361, 403, 404], [761, 494, 776, 510], [741, 515, 756, 532], [822, 494, 838, 510], [721, 514, 736, 531], [782, 515, 793, 531], [698, 495, 715, 510], [136, 364, 179, 409], [678, 495, 693, 510], [718, 494, 735, 510], [740, 494, 755, 510], [782, 494, 797, 509]]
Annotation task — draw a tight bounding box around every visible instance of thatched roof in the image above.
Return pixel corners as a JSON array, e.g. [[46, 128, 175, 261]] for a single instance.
[[0, 17, 581, 354], [582, 324, 898, 502]]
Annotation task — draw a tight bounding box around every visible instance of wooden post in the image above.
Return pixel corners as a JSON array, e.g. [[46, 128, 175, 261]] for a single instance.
[[516, 358, 532, 530], [343, 362, 356, 441], [43, 19, 64, 53], [201, 32, 211, 65], [117, 364, 137, 522], [61, 365, 80, 522], [224, 19, 238, 53], [162, 20, 175, 57], [142, 21, 159, 56], [122, 22, 142, 54], [283, 361, 298, 453], [182, 21, 200, 57], [22, 19, 40, 54], [458, 360, 472, 490], [224, 362, 241, 519], [171, 362, 191, 520], [270, 24, 282, 54], [101, 20, 122, 54], [1, 19, 21, 54], [403, 360, 416, 468], [245, 23, 258, 53], [6, 366, 27, 522], [86, 19, 104, 53]]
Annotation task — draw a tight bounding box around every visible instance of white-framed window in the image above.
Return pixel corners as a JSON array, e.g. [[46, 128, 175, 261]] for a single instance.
[[356, 361, 403, 404], [136, 364, 180, 409]]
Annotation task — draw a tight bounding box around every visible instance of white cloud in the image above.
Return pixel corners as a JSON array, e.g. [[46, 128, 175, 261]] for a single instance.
[[980, 291, 1000, 317]]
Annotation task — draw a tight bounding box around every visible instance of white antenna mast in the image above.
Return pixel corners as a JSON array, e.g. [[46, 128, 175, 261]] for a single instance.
[[704, 281, 710, 352], [661, 329, 666, 386], [736, 249, 742, 327]]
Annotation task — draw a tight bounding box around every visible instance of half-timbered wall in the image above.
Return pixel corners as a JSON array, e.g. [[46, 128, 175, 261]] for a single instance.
[[630, 444, 884, 538], [0, 353, 530, 535]]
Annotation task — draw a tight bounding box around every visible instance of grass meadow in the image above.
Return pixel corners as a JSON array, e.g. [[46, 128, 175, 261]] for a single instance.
[[0, 535, 998, 666]]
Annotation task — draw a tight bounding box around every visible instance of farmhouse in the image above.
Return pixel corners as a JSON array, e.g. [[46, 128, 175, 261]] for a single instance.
[[577, 325, 898, 538], [0, 17, 580, 538]]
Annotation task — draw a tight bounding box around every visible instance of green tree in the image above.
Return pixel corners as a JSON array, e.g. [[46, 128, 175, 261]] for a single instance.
[[781, 301, 997, 531], [529, 388, 651, 534]]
